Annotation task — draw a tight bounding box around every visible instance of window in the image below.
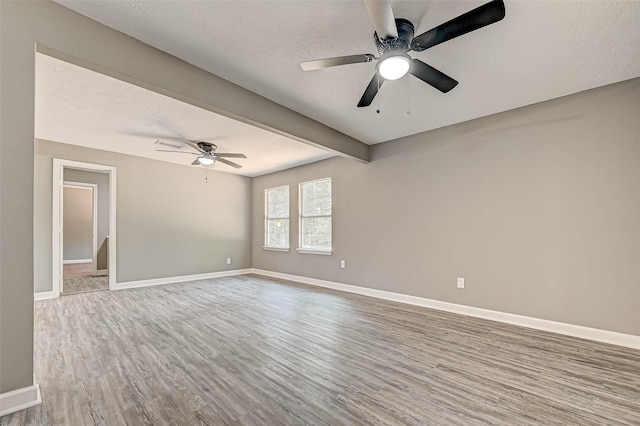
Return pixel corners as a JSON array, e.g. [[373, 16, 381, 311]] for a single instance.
[[264, 186, 290, 250], [298, 177, 332, 254]]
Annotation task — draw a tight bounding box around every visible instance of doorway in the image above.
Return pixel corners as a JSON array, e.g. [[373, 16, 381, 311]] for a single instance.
[[61, 181, 104, 294], [53, 159, 116, 296]]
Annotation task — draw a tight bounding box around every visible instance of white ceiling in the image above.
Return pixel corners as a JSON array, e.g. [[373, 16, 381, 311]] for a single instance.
[[55, 0, 640, 145], [35, 54, 333, 177]]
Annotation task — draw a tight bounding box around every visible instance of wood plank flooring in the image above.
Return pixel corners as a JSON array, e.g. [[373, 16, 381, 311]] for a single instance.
[[63, 263, 94, 278], [62, 263, 108, 295], [2, 274, 639, 425], [62, 275, 109, 295]]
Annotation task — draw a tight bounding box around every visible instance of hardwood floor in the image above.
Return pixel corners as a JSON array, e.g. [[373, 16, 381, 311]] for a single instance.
[[63, 262, 94, 278], [62, 275, 109, 295], [2, 274, 639, 425], [62, 263, 108, 295]]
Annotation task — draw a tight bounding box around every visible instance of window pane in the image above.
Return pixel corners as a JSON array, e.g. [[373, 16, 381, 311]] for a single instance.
[[302, 193, 313, 216], [266, 186, 289, 247], [267, 218, 289, 248], [306, 198, 326, 215], [321, 197, 332, 215], [315, 179, 330, 198], [323, 197, 332, 213], [267, 202, 277, 218], [316, 233, 330, 248], [302, 230, 313, 248], [267, 189, 277, 204], [300, 217, 331, 250], [275, 202, 288, 218], [299, 178, 331, 250], [310, 198, 322, 215], [301, 181, 312, 195], [301, 179, 331, 217], [318, 217, 331, 234], [301, 183, 313, 207]]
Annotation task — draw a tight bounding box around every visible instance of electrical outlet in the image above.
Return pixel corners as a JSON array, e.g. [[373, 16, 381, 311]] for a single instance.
[[340, 260, 346, 269], [226, 258, 232, 265], [457, 277, 465, 289]]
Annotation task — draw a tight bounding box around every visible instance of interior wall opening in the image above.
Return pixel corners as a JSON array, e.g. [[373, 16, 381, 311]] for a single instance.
[[52, 159, 117, 296], [60, 170, 109, 295]]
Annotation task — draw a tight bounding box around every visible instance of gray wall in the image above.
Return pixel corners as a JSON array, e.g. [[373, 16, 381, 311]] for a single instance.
[[65, 169, 110, 270], [1, 0, 358, 394], [62, 186, 93, 261], [35, 139, 252, 293], [253, 77, 640, 336]]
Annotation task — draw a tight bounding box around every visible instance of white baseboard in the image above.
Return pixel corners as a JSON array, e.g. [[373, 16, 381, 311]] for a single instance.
[[113, 269, 253, 290], [0, 377, 41, 417], [250, 269, 640, 350], [95, 269, 108, 276], [33, 269, 251, 299], [62, 259, 92, 264], [34, 290, 59, 301]]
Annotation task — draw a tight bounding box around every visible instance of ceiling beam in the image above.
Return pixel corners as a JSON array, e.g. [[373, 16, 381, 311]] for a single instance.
[[37, 36, 370, 164]]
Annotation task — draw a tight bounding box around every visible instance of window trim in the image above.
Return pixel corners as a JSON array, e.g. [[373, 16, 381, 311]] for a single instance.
[[296, 248, 332, 255], [264, 185, 290, 251], [298, 177, 332, 254], [263, 246, 290, 252]]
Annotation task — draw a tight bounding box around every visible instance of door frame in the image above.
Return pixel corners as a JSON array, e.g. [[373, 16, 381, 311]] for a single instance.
[[62, 182, 98, 283], [52, 158, 116, 296]]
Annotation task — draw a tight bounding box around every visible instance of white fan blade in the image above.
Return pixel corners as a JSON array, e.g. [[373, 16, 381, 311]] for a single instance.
[[217, 153, 247, 159], [217, 158, 242, 169], [183, 140, 205, 153], [156, 150, 198, 154]]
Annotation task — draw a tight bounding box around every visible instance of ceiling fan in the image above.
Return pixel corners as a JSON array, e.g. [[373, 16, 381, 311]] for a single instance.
[[301, 0, 505, 107], [156, 140, 247, 168]]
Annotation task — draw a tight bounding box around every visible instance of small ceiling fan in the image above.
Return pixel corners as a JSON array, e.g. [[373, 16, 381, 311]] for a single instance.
[[156, 140, 247, 168], [301, 0, 505, 107]]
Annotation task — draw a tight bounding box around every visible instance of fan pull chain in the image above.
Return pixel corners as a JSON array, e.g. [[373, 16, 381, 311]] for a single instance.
[[406, 75, 411, 115], [205, 166, 208, 184], [376, 72, 381, 114]]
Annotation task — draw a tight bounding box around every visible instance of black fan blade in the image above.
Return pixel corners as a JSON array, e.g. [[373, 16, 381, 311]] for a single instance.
[[301, 54, 375, 71], [216, 153, 247, 159], [409, 60, 458, 93], [410, 0, 505, 52], [357, 74, 385, 107], [217, 158, 243, 169]]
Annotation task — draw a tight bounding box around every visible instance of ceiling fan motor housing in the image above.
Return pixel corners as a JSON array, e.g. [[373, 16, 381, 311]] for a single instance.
[[197, 142, 216, 152], [300, 0, 505, 107], [374, 18, 415, 55]]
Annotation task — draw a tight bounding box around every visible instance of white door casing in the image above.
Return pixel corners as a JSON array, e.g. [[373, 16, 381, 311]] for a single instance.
[[52, 158, 116, 296]]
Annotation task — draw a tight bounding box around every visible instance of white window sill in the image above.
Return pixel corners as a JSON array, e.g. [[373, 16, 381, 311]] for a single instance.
[[296, 248, 333, 256], [263, 246, 290, 252]]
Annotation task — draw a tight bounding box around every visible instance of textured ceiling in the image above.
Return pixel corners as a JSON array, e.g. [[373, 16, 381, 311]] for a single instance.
[[35, 54, 333, 177], [55, 0, 640, 145]]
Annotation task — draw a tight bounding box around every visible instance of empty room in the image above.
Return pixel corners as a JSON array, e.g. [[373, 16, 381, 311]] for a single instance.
[[1, 0, 639, 424]]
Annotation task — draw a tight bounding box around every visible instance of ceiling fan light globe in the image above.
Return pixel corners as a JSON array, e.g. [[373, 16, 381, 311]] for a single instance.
[[198, 156, 215, 166], [378, 54, 411, 80]]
